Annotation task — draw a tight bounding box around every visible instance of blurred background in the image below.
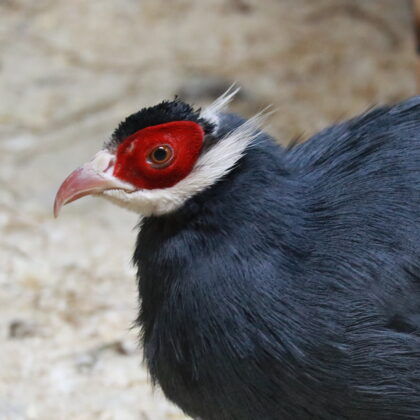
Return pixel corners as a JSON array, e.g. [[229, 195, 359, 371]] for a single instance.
[[0, 0, 416, 419]]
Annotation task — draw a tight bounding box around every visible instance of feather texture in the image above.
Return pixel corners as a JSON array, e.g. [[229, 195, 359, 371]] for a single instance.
[[134, 98, 420, 420]]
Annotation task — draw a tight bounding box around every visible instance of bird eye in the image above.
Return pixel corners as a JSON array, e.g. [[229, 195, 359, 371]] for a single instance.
[[148, 145, 174, 168]]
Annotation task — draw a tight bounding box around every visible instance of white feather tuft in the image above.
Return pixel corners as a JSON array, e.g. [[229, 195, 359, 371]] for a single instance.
[[201, 84, 241, 126]]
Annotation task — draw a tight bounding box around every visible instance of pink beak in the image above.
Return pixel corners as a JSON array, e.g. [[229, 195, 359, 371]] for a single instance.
[[53, 150, 134, 217]]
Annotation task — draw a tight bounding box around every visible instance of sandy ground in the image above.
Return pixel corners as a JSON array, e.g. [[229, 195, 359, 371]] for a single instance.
[[0, 0, 417, 419]]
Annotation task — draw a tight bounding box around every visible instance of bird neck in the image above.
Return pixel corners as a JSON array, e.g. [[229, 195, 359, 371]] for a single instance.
[[134, 137, 305, 347]]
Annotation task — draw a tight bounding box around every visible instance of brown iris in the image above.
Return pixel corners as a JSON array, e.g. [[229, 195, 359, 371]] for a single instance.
[[148, 145, 174, 168]]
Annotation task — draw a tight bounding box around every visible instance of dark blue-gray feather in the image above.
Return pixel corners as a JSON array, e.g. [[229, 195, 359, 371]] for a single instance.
[[134, 97, 420, 420]]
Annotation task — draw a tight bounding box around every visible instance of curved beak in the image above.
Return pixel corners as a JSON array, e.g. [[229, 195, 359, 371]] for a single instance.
[[54, 150, 134, 217]]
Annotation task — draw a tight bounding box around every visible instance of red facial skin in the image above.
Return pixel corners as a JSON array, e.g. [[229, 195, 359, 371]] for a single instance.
[[113, 121, 205, 189]]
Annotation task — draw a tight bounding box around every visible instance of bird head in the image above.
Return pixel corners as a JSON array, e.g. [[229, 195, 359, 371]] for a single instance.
[[54, 87, 262, 217]]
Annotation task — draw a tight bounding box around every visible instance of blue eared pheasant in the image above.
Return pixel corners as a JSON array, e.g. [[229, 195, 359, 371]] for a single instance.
[[55, 90, 420, 420]]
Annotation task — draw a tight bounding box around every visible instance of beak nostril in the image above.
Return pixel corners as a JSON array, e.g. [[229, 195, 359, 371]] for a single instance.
[[104, 158, 115, 174]]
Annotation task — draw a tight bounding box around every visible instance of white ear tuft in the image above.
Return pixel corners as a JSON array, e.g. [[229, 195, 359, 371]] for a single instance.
[[201, 84, 241, 124]]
